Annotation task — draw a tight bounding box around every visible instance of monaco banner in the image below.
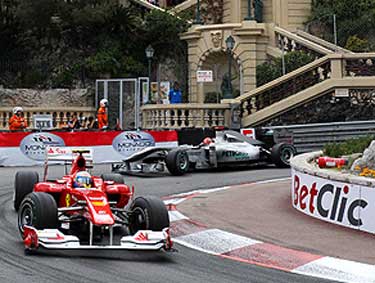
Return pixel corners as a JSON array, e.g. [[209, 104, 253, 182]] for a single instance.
[[0, 130, 178, 166], [291, 168, 375, 234]]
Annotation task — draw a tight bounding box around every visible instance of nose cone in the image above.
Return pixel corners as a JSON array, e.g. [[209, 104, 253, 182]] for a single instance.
[[85, 190, 114, 225]]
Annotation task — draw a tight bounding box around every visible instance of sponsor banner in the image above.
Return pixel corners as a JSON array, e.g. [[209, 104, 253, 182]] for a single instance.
[[357, 186, 375, 234], [112, 131, 155, 157], [291, 169, 375, 234], [20, 132, 65, 161], [0, 130, 177, 166], [46, 147, 93, 161]]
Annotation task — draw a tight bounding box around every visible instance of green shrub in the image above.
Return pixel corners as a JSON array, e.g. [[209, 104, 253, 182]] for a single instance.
[[323, 135, 375, 157], [345, 35, 369, 52], [256, 51, 315, 87], [204, 92, 222, 103]]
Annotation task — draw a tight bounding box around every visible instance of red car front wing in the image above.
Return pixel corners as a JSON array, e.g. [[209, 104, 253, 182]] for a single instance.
[[23, 226, 173, 252]]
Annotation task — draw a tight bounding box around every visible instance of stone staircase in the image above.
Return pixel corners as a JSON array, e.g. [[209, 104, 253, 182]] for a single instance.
[[236, 26, 375, 127], [237, 53, 375, 126]]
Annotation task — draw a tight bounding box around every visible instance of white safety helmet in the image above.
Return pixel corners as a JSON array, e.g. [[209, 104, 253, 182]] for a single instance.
[[100, 98, 108, 107], [13, 107, 23, 114]]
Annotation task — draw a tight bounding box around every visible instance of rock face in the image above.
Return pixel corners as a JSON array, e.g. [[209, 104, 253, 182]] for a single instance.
[[262, 91, 375, 126], [0, 88, 94, 107], [351, 141, 375, 171]]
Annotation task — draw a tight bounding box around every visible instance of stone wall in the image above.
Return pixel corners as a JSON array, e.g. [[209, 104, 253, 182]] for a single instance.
[[0, 88, 94, 108], [262, 90, 375, 126]]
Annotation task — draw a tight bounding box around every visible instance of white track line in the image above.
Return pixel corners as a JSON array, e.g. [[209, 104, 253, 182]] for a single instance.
[[174, 229, 261, 255]]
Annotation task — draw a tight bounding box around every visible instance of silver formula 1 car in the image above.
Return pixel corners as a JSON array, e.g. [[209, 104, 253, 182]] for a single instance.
[[112, 130, 297, 176]]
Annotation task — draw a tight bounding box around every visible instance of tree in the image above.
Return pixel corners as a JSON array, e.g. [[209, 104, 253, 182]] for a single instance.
[[0, 1, 190, 88]]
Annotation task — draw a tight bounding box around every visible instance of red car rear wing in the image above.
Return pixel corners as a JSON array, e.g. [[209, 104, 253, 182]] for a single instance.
[[43, 146, 93, 181]]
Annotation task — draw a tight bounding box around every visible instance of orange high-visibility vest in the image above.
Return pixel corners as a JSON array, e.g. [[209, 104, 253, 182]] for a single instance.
[[97, 106, 108, 129], [9, 115, 27, 131]]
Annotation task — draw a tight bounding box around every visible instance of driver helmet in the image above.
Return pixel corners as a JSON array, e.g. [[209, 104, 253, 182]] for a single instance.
[[13, 106, 23, 114], [203, 137, 213, 145], [100, 98, 108, 107], [73, 171, 92, 188]]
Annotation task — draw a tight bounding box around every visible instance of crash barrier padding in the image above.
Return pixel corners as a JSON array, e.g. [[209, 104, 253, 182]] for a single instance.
[[176, 128, 216, 146], [291, 152, 375, 234], [0, 130, 178, 166]]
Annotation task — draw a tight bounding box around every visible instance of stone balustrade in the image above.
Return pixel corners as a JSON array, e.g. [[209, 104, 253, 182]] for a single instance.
[[141, 103, 231, 129], [0, 107, 96, 130], [344, 54, 375, 77]]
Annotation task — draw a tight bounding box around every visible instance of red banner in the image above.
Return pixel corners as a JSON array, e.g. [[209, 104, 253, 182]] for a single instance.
[[0, 130, 177, 147]]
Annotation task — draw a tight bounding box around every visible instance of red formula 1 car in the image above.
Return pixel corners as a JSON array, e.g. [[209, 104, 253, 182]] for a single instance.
[[14, 147, 172, 253]]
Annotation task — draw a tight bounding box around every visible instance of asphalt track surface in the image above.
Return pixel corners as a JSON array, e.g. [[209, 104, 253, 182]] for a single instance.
[[0, 164, 335, 283]]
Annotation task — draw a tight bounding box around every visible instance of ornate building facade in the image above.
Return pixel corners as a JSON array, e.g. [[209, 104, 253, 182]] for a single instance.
[[181, 0, 312, 103]]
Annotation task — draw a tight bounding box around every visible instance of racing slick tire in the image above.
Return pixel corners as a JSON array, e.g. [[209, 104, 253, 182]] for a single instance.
[[128, 196, 169, 234], [166, 148, 189, 176], [18, 192, 58, 237], [14, 171, 39, 211], [101, 173, 124, 184], [271, 143, 296, 168]]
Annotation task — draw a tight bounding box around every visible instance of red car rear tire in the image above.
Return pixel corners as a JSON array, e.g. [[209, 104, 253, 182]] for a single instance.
[[14, 171, 39, 212], [18, 192, 58, 237]]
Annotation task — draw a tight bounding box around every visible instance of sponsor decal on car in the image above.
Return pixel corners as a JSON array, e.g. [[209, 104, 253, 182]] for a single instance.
[[20, 133, 65, 161], [65, 194, 71, 207], [112, 131, 155, 156], [222, 151, 249, 160]]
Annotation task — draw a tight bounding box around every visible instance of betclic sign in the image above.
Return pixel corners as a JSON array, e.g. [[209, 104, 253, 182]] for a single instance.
[[291, 168, 375, 234]]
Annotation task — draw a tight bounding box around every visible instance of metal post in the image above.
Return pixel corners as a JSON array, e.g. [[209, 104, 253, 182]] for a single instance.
[[95, 80, 98, 109], [213, 64, 219, 103], [119, 80, 123, 128], [89, 222, 93, 246], [333, 14, 338, 46], [109, 225, 113, 246], [195, 0, 202, 24], [148, 58, 152, 103], [228, 49, 232, 98], [157, 63, 160, 103], [245, 0, 253, 20], [135, 79, 140, 129]]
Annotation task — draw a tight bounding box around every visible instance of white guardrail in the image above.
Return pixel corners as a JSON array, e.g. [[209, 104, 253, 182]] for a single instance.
[[291, 152, 375, 234]]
